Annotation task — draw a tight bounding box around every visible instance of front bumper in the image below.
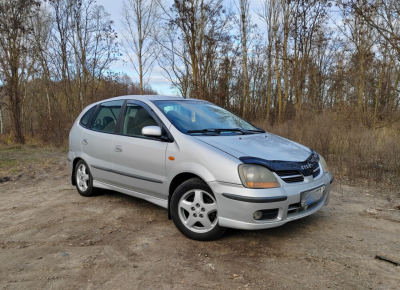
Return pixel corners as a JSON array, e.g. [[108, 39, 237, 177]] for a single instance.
[[208, 172, 333, 230]]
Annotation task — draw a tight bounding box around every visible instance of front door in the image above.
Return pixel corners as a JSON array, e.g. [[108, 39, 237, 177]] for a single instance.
[[111, 102, 168, 199]]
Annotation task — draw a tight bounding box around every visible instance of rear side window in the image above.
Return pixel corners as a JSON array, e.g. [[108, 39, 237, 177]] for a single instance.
[[90, 100, 124, 133], [80, 106, 96, 127]]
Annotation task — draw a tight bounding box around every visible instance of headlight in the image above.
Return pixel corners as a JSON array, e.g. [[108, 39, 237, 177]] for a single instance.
[[319, 156, 329, 173], [238, 164, 281, 189]]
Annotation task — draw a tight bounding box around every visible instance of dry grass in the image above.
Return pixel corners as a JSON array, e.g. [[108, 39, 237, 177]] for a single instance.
[[255, 112, 400, 198], [0, 145, 67, 182], [1, 111, 399, 199]]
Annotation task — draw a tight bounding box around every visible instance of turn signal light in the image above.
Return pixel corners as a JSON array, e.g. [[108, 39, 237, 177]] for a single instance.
[[246, 182, 280, 188], [168, 156, 175, 161]]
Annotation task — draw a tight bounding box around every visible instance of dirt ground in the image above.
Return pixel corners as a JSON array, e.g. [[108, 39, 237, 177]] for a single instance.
[[1, 146, 399, 290]]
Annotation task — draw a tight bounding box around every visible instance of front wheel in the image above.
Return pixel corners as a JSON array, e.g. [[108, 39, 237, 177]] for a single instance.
[[171, 178, 226, 241]]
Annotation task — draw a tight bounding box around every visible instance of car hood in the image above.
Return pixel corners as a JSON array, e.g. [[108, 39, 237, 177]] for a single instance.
[[194, 133, 312, 162]]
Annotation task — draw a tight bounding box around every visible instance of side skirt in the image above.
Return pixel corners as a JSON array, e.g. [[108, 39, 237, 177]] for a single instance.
[[93, 180, 168, 209]]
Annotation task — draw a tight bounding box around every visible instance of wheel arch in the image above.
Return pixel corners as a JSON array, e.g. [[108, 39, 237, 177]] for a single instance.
[[71, 157, 83, 186], [167, 172, 206, 220]]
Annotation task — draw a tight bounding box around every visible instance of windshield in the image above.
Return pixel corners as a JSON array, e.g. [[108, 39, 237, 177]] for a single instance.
[[153, 100, 262, 135]]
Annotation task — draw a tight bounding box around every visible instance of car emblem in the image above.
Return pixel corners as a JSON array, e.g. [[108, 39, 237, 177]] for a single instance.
[[308, 154, 317, 164]]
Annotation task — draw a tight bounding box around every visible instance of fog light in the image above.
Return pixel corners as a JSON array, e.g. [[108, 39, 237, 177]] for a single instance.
[[253, 211, 263, 220]]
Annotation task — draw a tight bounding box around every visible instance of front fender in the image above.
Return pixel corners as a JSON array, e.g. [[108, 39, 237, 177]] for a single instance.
[[165, 126, 243, 188]]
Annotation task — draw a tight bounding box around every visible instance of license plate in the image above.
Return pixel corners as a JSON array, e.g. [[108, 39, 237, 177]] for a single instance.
[[300, 186, 326, 207]]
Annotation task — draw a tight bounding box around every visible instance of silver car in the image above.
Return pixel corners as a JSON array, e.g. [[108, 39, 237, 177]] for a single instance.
[[68, 95, 334, 240]]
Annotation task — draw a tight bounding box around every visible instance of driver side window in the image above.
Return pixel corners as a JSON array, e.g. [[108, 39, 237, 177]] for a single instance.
[[90, 100, 124, 133], [122, 103, 158, 137]]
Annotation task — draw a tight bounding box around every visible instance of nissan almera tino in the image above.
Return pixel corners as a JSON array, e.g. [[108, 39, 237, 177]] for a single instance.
[[68, 95, 334, 240]]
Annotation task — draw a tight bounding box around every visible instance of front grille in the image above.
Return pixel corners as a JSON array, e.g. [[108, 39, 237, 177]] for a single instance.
[[312, 163, 321, 178], [288, 202, 301, 213], [276, 170, 304, 183]]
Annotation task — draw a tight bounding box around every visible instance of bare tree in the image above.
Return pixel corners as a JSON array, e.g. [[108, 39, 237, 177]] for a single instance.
[[336, 0, 377, 122], [158, 0, 233, 99], [121, 0, 159, 95], [157, 27, 191, 97], [0, 96, 4, 135], [236, 0, 250, 118], [0, 0, 40, 143], [258, 0, 274, 121], [30, 6, 53, 120], [271, 0, 284, 123], [344, 0, 400, 58], [68, 0, 119, 110], [344, 0, 400, 120]]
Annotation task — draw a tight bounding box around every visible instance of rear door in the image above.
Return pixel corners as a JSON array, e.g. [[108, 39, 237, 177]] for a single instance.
[[111, 101, 168, 199], [81, 100, 124, 185]]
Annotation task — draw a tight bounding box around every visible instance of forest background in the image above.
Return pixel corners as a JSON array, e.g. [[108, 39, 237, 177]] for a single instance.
[[0, 0, 399, 188]]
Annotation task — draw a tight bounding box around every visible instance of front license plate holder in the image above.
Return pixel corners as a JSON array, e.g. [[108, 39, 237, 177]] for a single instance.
[[300, 185, 326, 207]]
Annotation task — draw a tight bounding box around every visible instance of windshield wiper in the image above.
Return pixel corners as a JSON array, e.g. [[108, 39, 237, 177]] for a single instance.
[[246, 129, 265, 133], [187, 128, 221, 134], [187, 128, 264, 135]]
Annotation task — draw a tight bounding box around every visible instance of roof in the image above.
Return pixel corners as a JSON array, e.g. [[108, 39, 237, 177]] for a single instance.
[[86, 95, 208, 110], [114, 95, 185, 101]]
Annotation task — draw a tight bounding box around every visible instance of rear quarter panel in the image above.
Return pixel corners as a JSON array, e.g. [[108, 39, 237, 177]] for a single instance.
[[68, 105, 93, 170]]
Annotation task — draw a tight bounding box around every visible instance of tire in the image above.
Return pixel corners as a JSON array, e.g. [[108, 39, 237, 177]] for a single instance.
[[171, 177, 226, 241], [74, 160, 98, 197]]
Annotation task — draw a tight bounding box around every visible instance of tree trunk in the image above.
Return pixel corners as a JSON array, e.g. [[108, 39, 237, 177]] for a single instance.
[[274, 37, 283, 123], [266, 48, 272, 122], [0, 108, 3, 135], [240, 0, 249, 119], [10, 67, 25, 144], [358, 51, 364, 122], [282, 2, 290, 119], [373, 66, 385, 127]]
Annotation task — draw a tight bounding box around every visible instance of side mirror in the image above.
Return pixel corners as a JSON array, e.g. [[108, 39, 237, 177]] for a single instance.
[[142, 126, 162, 137]]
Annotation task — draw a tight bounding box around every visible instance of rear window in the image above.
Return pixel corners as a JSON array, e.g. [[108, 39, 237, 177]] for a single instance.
[[80, 106, 96, 127]]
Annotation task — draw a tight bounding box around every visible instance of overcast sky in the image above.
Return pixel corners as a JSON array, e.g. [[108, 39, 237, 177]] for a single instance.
[[96, 0, 265, 96]]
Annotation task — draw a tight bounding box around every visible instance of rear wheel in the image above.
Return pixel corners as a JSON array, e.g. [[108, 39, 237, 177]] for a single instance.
[[171, 178, 226, 241], [75, 160, 97, 197]]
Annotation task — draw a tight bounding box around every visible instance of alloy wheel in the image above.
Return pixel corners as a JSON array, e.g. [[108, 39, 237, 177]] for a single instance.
[[76, 163, 90, 192], [178, 189, 218, 233]]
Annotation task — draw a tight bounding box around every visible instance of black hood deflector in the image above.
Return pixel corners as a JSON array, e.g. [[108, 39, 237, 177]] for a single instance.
[[239, 151, 319, 177]]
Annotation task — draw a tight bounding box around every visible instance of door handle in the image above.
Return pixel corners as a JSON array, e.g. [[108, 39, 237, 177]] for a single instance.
[[82, 139, 88, 145], [115, 145, 123, 152]]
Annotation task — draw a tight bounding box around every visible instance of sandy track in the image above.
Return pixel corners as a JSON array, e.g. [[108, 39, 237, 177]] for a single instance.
[[0, 149, 399, 289]]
